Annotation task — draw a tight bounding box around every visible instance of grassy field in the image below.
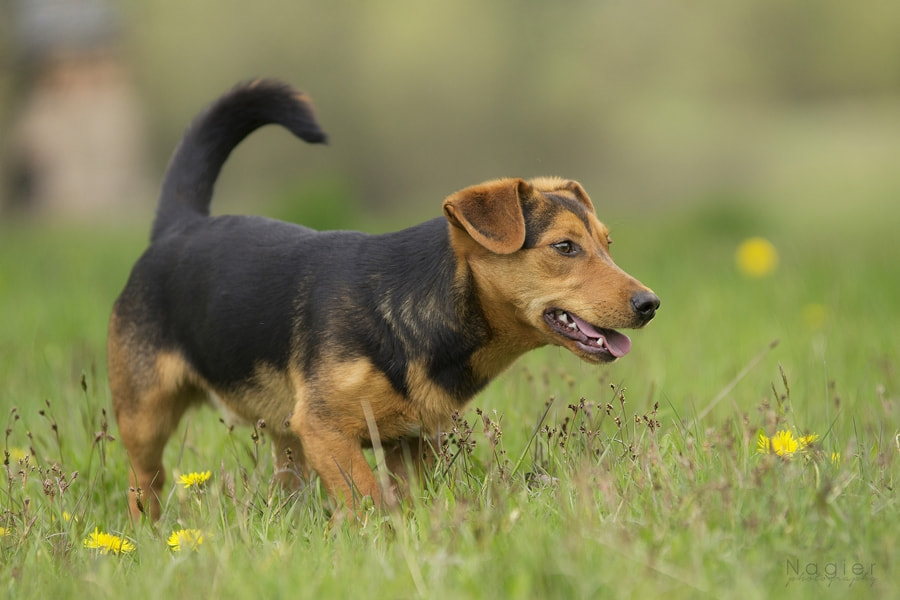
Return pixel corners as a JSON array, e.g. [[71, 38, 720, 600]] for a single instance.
[[1, 199, 898, 599]]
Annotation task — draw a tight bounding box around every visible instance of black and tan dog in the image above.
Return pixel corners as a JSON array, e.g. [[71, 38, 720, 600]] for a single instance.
[[108, 79, 659, 520]]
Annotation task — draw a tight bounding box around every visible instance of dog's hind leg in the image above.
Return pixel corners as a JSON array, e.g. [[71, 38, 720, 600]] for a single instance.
[[116, 387, 193, 521], [108, 319, 198, 520]]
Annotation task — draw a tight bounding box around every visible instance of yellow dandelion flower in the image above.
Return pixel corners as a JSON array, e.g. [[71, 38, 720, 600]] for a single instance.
[[62, 511, 77, 522], [0, 527, 10, 538], [179, 470, 212, 489], [799, 433, 819, 448], [736, 237, 779, 278], [83, 528, 135, 555], [167, 528, 204, 552], [757, 429, 821, 459], [757, 429, 800, 457], [802, 303, 828, 330], [7, 447, 27, 463], [51, 511, 78, 524], [831, 452, 841, 467], [770, 430, 800, 456]]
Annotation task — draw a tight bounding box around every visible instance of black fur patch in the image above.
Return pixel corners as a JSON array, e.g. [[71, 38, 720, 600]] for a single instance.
[[308, 218, 491, 401], [119, 215, 492, 405], [522, 193, 592, 248]]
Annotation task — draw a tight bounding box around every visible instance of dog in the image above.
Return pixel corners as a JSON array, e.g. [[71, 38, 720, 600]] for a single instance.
[[108, 79, 659, 520]]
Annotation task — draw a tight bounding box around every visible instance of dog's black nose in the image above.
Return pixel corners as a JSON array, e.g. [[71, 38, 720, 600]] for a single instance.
[[631, 291, 660, 323]]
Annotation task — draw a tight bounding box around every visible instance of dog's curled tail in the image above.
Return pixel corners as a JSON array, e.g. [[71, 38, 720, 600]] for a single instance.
[[151, 79, 327, 241]]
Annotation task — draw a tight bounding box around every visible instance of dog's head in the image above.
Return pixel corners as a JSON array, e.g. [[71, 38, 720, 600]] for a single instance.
[[443, 177, 658, 363]]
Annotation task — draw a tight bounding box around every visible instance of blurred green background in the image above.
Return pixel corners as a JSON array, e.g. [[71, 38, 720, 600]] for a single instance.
[[2, 0, 900, 230], [1, 6, 900, 595]]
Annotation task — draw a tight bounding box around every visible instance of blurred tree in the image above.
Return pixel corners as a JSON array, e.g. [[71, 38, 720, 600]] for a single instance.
[[3, 0, 899, 222], [1, 0, 151, 219]]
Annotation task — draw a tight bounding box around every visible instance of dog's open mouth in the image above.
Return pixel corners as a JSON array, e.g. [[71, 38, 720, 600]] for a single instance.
[[543, 309, 632, 361]]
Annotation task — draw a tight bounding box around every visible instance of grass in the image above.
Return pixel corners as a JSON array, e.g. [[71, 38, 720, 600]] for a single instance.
[[1, 201, 898, 599]]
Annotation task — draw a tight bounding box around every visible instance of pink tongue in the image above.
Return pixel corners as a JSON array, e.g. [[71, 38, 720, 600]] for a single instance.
[[570, 314, 632, 357]]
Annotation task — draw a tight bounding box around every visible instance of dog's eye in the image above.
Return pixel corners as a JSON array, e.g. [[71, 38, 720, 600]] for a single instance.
[[552, 240, 579, 255]]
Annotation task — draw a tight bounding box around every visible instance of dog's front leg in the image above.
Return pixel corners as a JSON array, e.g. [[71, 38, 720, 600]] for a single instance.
[[384, 437, 436, 499], [290, 411, 382, 513], [270, 432, 309, 490]]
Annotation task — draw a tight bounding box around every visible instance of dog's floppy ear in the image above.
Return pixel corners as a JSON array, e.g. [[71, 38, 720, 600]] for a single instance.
[[442, 178, 531, 254]]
